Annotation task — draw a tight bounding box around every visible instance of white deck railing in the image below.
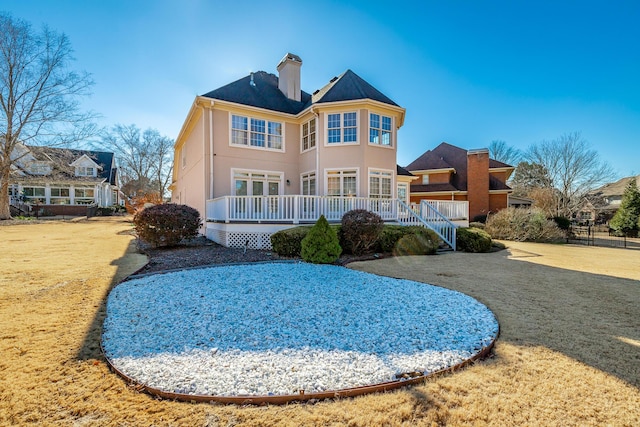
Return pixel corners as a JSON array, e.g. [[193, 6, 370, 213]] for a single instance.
[[411, 200, 468, 220], [207, 195, 398, 223], [206, 195, 461, 250]]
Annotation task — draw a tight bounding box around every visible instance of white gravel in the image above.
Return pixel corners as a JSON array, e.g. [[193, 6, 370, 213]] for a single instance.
[[102, 262, 498, 397]]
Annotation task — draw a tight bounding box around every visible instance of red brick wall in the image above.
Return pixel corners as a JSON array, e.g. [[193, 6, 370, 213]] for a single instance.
[[427, 172, 450, 184], [467, 150, 490, 220], [489, 193, 508, 213]]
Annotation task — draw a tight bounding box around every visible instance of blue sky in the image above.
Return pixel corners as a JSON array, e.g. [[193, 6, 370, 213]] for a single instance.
[[5, 0, 639, 177]]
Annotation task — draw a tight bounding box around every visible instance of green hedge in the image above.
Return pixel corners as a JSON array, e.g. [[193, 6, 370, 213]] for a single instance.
[[271, 223, 441, 257], [456, 227, 492, 253]]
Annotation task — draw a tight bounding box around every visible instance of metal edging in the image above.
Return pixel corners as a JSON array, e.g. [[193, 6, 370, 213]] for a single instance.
[[101, 334, 497, 406]]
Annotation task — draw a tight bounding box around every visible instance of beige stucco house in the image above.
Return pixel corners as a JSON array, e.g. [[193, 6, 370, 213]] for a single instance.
[[171, 53, 457, 249]]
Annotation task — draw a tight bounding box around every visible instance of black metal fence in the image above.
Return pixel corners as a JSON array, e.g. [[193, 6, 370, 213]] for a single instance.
[[569, 225, 640, 250]]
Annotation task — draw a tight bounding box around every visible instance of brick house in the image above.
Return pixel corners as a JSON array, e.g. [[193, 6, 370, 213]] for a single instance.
[[405, 142, 514, 220]]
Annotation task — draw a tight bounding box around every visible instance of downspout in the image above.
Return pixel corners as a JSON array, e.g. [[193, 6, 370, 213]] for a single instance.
[[312, 108, 319, 195], [209, 101, 215, 199]]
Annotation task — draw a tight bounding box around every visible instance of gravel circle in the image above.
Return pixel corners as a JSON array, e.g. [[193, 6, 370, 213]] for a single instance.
[[102, 262, 498, 397]]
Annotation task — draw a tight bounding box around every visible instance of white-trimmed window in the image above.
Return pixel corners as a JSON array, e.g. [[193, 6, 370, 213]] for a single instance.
[[397, 183, 408, 205], [327, 112, 357, 144], [74, 186, 95, 205], [369, 170, 392, 199], [422, 175, 429, 185], [50, 187, 71, 205], [22, 186, 45, 202], [302, 118, 316, 151], [301, 172, 316, 195], [233, 170, 282, 196], [326, 170, 357, 196], [369, 113, 392, 146], [231, 115, 283, 150], [76, 166, 96, 177]]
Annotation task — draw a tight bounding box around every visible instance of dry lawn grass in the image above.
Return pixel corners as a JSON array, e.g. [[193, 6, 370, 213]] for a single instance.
[[0, 218, 638, 426]]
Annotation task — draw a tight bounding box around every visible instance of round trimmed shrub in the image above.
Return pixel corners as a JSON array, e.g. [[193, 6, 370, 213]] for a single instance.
[[133, 203, 201, 248], [270, 226, 310, 257], [456, 227, 492, 253], [340, 209, 384, 255], [376, 225, 408, 253], [392, 232, 439, 256], [301, 215, 342, 264]]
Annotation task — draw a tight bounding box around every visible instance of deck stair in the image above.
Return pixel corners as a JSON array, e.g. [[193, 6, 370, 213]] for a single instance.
[[395, 200, 458, 251]]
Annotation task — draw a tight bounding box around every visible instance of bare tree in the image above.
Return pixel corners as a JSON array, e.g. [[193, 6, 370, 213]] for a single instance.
[[99, 124, 173, 201], [525, 132, 613, 216], [510, 161, 553, 196], [489, 140, 522, 165], [0, 13, 96, 219]]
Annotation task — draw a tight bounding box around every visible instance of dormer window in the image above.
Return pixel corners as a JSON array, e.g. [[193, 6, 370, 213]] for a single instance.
[[76, 166, 96, 177]]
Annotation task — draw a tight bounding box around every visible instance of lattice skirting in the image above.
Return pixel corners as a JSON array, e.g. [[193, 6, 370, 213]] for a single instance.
[[206, 223, 295, 250]]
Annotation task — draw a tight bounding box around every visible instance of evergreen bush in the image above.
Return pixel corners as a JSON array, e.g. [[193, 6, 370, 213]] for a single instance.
[[456, 227, 493, 253], [133, 203, 201, 248], [340, 209, 384, 255], [392, 232, 439, 256], [270, 226, 310, 257], [609, 179, 640, 237], [300, 215, 342, 264]]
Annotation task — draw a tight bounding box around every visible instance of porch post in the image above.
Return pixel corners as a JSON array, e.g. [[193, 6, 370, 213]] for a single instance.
[[293, 195, 299, 224]]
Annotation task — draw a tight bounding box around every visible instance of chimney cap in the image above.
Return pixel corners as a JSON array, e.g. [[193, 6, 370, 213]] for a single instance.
[[467, 148, 489, 155], [277, 53, 302, 69]]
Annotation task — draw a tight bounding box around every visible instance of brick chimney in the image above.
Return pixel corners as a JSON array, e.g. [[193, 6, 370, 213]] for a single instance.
[[277, 53, 302, 101], [467, 148, 490, 220]]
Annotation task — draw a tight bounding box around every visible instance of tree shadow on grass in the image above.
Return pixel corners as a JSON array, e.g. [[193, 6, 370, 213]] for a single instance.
[[351, 250, 640, 389], [76, 239, 147, 361]]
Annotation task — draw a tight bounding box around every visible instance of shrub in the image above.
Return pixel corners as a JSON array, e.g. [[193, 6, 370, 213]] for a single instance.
[[456, 227, 493, 253], [485, 207, 564, 242], [376, 225, 409, 253], [469, 221, 486, 229], [473, 214, 488, 223], [270, 226, 310, 257], [376, 225, 440, 253], [340, 209, 384, 255], [392, 232, 439, 256], [133, 203, 201, 248], [553, 216, 571, 230], [301, 215, 342, 264]]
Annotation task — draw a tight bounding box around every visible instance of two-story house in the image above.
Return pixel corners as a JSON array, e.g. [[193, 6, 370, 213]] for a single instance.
[[9, 143, 120, 216], [405, 142, 514, 220], [171, 53, 423, 249]]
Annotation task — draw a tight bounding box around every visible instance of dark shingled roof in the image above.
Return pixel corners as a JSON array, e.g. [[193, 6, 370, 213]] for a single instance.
[[406, 142, 513, 193], [202, 71, 312, 115], [311, 70, 399, 107], [25, 146, 117, 185], [396, 165, 414, 176], [201, 69, 398, 114]]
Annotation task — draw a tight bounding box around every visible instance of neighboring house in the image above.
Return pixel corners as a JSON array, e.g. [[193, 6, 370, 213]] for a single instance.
[[172, 53, 463, 249], [578, 175, 640, 224], [9, 143, 120, 216], [405, 142, 514, 220]]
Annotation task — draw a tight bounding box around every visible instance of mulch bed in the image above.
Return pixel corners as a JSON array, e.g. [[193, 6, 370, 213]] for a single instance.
[[135, 236, 391, 275]]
